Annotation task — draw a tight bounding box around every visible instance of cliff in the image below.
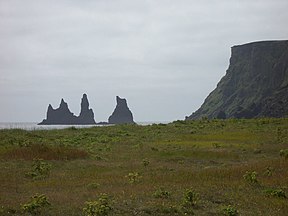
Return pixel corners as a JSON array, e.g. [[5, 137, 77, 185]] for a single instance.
[[108, 96, 135, 124], [38, 94, 96, 125], [187, 40, 288, 120]]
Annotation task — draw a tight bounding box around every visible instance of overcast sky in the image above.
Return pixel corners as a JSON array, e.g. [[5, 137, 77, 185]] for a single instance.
[[0, 0, 288, 122]]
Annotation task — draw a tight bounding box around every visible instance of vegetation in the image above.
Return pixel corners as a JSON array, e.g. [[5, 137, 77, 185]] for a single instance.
[[264, 188, 287, 198], [221, 205, 238, 216], [180, 188, 199, 215], [153, 187, 171, 199], [243, 171, 259, 185], [82, 193, 112, 216], [181, 188, 199, 207], [21, 194, 51, 215], [126, 172, 142, 184], [280, 149, 288, 159], [25, 158, 52, 179], [0, 118, 288, 215]]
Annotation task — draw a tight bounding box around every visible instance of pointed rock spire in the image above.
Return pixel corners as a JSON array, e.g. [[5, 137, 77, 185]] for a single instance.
[[81, 94, 89, 112], [78, 94, 96, 124], [46, 104, 54, 119], [47, 104, 53, 112], [108, 96, 135, 124], [59, 98, 69, 110]]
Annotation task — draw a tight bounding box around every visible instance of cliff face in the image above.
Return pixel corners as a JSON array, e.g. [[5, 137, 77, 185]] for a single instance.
[[187, 40, 288, 120], [38, 94, 96, 125], [108, 96, 135, 124]]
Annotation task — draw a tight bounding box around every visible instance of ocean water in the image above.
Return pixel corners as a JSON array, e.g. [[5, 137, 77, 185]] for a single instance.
[[0, 121, 169, 131], [0, 122, 96, 130]]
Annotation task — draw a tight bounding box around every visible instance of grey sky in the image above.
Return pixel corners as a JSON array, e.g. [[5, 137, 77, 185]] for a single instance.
[[0, 0, 288, 122]]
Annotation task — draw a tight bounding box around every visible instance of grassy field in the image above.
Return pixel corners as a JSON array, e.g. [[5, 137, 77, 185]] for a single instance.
[[0, 118, 288, 215]]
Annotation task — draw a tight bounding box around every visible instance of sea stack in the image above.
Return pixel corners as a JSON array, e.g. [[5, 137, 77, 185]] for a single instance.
[[38, 99, 78, 125], [38, 94, 96, 125], [108, 96, 135, 124], [78, 94, 96, 124], [186, 40, 288, 120]]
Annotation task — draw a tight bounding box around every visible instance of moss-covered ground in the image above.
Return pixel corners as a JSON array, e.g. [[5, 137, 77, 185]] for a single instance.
[[0, 118, 288, 215]]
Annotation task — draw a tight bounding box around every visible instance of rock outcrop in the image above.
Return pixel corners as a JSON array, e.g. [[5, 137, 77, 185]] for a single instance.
[[38, 94, 96, 125], [108, 96, 135, 124], [78, 94, 96, 124], [186, 40, 288, 120]]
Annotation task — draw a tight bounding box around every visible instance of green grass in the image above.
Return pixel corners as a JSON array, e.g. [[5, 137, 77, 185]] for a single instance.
[[0, 118, 288, 215]]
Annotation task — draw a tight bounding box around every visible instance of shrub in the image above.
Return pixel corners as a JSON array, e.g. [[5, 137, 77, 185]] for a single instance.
[[264, 189, 286, 198], [126, 172, 142, 184], [21, 194, 51, 215], [243, 171, 258, 185], [142, 158, 150, 167], [83, 193, 112, 216], [222, 205, 238, 216], [280, 149, 288, 159], [181, 189, 198, 215], [25, 158, 52, 179], [182, 189, 199, 207], [153, 187, 171, 199]]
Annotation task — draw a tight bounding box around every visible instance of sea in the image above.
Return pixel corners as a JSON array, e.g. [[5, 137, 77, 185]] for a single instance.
[[0, 121, 170, 131]]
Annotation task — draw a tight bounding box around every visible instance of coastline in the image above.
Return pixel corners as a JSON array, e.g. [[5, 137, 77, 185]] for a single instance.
[[0, 121, 170, 131]]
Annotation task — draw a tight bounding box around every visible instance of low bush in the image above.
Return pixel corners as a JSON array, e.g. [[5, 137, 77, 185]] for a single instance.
[[142, 158, 150, 167], [243, 171, 258, 185], [280, 149, 288, 159], [21, 194, 51, 215], [182, 188, 199, 207], [83, 193, 112, 216], [153, 187, 171, 199], [221, 205, 238, 216], [126, 172, 142, 184], [25, 158, 51, 180], [264, 189, 286, 198]]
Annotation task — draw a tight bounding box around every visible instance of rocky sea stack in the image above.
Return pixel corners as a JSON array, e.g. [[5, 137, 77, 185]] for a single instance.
[[78, 94, 96, 124], [38, 94, 96, 125], [108, 96, 135, 124], [187, 40, 288, 120]]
